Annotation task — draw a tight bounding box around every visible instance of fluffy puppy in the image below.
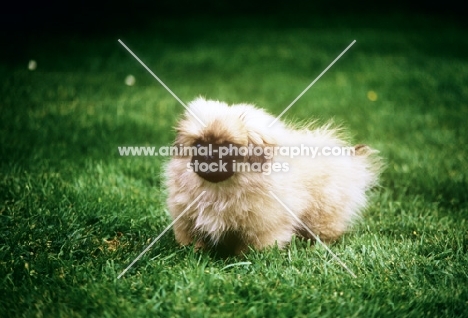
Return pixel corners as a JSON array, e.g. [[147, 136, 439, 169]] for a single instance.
[[165, 97, 381, 255]]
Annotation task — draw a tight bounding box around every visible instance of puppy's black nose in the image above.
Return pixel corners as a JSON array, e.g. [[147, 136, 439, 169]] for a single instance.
[[190, 142, 242, 183]]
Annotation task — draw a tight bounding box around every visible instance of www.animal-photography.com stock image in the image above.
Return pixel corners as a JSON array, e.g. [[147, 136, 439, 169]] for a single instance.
[[1, 1, 467, 317]]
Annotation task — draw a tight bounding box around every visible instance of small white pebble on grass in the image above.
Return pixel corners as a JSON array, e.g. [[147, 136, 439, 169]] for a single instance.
[[28, 60, 37, 71], [125, 75, 136, 86]]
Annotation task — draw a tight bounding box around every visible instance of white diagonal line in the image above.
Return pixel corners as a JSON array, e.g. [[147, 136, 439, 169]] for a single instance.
[[269, 40, 356, 127], [269, 191, 357, 278], [118, 39, 206, 127], [117, 191, 206, 279]]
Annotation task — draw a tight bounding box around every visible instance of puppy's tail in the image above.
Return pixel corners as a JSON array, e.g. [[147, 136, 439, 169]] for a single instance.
[[354, 144, 373, 156], [354, 144, 385, 188]]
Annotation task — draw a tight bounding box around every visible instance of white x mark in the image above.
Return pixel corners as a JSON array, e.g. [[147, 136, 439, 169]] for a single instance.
[[269, 40, 356, 127]]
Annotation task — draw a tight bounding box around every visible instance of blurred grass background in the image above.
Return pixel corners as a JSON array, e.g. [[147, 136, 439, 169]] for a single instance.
[[1, 4, 467, 317]]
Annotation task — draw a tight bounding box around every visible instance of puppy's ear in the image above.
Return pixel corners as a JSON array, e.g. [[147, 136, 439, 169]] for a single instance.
[[173, 119, 200, 146], [246, 132, 276, 165], [237, 105, 279, 165], [173, 131, 189, 147], [170, 120, 201, 158]]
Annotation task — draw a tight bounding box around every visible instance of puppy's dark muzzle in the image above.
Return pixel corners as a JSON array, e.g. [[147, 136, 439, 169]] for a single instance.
[[191, 142, 243, 183]]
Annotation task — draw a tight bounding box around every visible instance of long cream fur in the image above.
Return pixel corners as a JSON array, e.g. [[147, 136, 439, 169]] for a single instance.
[[165, 97, 381, 255]]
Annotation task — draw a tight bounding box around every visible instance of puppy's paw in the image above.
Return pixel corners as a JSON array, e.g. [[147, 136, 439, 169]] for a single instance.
[[173, 226, 193, 246], [194, 240, 206, 252]]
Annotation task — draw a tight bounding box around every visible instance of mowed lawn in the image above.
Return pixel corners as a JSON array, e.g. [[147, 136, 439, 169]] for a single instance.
[[1, 13, 467, 317]]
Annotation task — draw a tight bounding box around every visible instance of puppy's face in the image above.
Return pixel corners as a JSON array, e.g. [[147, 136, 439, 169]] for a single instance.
[[173, 98, 277, 183]]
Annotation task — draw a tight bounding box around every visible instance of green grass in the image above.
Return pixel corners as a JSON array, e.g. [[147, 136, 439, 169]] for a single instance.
[[1, 13, 468, 317]]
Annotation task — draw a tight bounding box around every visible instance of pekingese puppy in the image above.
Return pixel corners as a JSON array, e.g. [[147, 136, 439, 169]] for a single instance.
[[165, 97, 381, 255]]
